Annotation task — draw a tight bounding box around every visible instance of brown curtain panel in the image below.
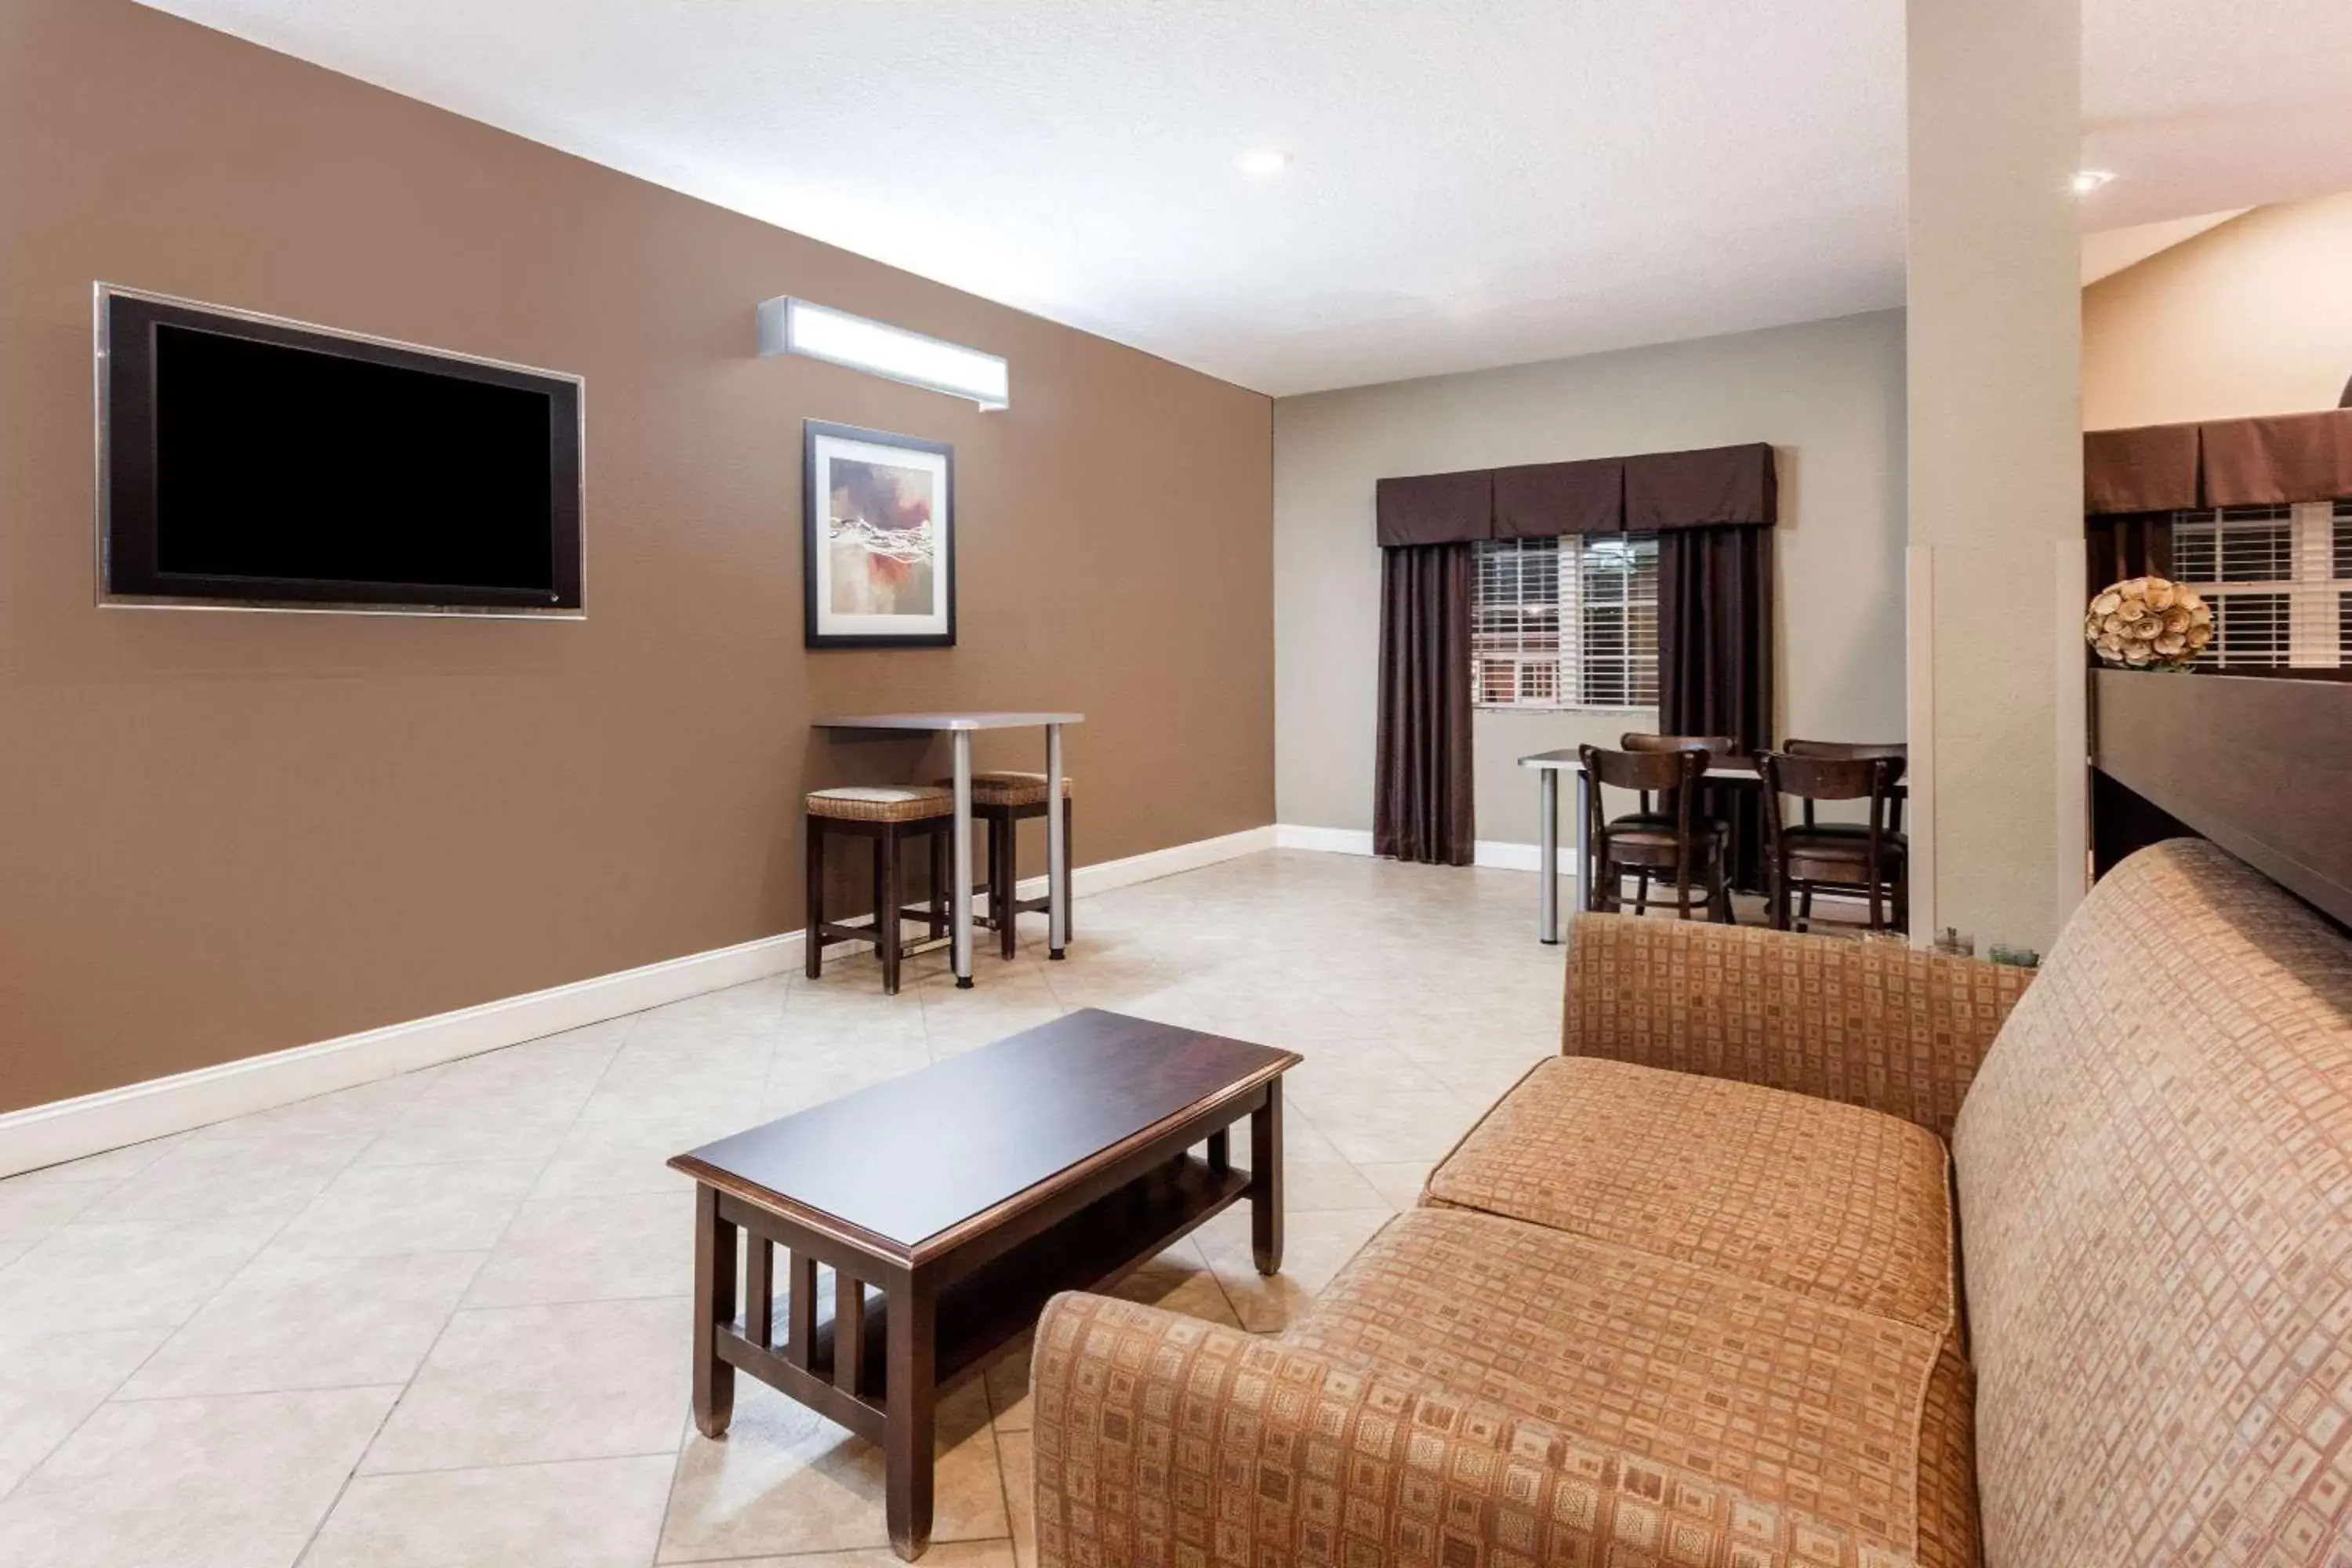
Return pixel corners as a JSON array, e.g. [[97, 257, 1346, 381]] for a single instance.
[[2085, 513, 2173, 590], [1657, 526, 1774, 891], [1374, 543, 1475, 865]]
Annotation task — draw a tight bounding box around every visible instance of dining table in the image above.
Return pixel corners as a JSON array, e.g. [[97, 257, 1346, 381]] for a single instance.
[[813, 712, 1083, 987], [1521, 746, 1908, 942]]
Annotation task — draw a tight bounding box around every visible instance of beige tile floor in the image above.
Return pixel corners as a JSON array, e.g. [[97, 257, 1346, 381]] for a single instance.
[[0, 849, 1590, 1567]]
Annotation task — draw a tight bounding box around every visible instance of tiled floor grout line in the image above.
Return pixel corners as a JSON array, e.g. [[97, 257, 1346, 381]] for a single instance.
[[0, 1116, 393, 1508], [288, 1032, 626, 1566], [1, 853, 1585, 1561]]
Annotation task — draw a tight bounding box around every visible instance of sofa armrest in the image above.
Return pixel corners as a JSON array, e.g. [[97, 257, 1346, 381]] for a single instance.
[[1029, 1290, 1914, 1568], [1563, 913, 2031, 1139]]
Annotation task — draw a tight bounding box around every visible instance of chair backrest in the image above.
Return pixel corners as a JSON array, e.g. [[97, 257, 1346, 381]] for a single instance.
[[1757, 750, 1898, 804], [1581, 742, 1705, 796], [1951, 840, 2352, 1563], [1780, 742, 1906, 829], [1783, 738, 1907, 764], [1620, 731, 1737, 758]]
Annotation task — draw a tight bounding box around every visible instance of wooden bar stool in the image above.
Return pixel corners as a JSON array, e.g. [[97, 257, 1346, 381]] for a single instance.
[[1579, 744, 1733, 922], [1758, 751, 1907, 934], [933, 771, 1074, 959], [804, 786, 956, 995]]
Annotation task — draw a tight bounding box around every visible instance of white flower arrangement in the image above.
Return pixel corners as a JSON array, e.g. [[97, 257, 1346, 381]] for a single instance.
[[2085, 576, 2212, 669]]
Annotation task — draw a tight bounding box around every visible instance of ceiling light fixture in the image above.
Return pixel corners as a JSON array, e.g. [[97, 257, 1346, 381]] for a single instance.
[[2071, 169, 2117, 196], [1234, 147, 1292, 178], [756, 296, 1009, 410]]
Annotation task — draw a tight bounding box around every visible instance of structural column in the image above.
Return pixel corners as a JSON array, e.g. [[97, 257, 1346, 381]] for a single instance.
[[1905, 0, 2085, 955]]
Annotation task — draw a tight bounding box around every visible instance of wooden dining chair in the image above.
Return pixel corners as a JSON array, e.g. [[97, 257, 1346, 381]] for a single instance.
[[1758, 751, 1907, 934], [1783, 739, 1907, 833], [1579, 744, 1733, 923], [1612, 733, 1737, 912]]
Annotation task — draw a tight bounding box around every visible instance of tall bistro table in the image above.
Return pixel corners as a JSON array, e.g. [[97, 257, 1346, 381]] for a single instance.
[[1519, 746, 1763, 943], [814, 712, 1083, 987], [670, 1007, 1298, 1559]]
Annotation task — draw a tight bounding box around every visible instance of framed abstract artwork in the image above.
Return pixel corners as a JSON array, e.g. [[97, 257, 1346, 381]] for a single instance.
[[803, 420, 956, 648]]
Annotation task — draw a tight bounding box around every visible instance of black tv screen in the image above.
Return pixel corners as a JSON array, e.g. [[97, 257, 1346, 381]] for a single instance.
[[99, 288, 583, 613]]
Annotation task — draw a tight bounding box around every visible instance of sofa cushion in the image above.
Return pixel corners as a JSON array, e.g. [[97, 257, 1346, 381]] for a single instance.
[[1425, 1054, 1958, 1334], [1286, 1207, 1972, 1568], [1952, 839, 2352, 1564]]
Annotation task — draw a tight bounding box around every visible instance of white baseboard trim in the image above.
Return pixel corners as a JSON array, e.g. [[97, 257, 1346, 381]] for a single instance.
[[1271, 823, 1374, 856], [1271, 824, 1558, 873], [0, 824, 1278, 1180], [1272, 822, 1903, 912]]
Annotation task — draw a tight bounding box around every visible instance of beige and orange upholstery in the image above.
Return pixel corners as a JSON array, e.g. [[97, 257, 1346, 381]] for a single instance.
[[1426, 1054, 1957, 1333], [1032, 839, 2352, 1568], [1563, 913, 2031, 1138]]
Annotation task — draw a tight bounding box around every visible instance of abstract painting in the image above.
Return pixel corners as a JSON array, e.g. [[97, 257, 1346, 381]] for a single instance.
[[803, 421, 955, 647]]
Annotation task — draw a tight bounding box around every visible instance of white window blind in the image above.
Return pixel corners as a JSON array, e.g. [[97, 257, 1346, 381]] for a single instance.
[[1472, 534, 1659, 709], [2169, 500, 2352, 670]]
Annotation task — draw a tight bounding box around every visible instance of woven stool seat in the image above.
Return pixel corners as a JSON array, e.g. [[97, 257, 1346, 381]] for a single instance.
[[806, 785, 954, 823], [933, 771, 1074, 808]]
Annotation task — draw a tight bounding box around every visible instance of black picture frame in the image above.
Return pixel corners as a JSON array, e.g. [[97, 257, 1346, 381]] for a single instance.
[[802, 420, 956, 648]]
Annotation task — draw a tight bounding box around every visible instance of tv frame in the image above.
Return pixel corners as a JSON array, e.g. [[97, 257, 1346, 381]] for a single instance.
[[93, 283, 586, 619]]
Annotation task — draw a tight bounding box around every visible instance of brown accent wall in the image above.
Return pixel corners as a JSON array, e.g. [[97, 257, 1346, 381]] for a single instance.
[[0, 0, 1273, 1112]]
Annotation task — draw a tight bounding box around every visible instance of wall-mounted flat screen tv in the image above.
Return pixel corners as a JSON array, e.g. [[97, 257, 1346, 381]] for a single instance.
[[96, 286, 583, 615]]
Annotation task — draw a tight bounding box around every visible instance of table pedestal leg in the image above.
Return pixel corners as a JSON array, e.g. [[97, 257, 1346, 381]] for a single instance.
[[1573, 770, 1592, 916], [1538, 768, 1559, 943], [1045, 723, 1068, 959], [950, 732, 973, 988], [1250, 1080, 1283, 1276]]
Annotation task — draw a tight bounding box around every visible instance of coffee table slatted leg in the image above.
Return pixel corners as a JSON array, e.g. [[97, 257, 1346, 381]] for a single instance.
[[835, 1270, 868, 1395], [691, 1184, 738, 1438], [884, 1278, 938, 1561], [787, 1251, 818, 1370], [1251, 1080, 1284, 1276], [744, 1234, 774, 1350]]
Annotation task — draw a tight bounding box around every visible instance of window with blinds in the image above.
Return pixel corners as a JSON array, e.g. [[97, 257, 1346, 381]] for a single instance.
[[1471, 534, 1659, 709], [2169, 500, 2352, 670]]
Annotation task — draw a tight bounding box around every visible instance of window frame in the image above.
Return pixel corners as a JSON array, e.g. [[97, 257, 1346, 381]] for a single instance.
[[2168, 500, 2352, 671], [1470, 532, 1661, 713]]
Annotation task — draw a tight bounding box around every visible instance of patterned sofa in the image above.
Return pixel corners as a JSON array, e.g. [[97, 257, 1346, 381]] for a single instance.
[[1029, 840, 2352, 1566]]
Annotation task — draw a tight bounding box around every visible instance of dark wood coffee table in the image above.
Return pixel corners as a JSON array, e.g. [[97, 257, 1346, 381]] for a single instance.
[[668, 1007, 1299, 1560]]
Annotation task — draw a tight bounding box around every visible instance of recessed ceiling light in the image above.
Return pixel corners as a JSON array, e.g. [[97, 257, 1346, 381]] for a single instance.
[[1234, 147, 1292, 179], [2072, 169, 2117, 196]]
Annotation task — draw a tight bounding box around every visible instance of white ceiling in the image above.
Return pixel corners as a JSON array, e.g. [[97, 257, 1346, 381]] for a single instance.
[[136, 1, 2352, 396], [2082, 0, 2352, 230]]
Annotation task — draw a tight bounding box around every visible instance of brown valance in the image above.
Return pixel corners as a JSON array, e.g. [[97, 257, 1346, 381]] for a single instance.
[[1624, 443, 1777, 531], [1376, 442, 1775, 545], [1375, 469, 1492, 547], [1493, 459, 1623, 538], [2200, 409, 2352, 507], [2084, 407, 2352, 514], [2084, 422, 2201, 514]]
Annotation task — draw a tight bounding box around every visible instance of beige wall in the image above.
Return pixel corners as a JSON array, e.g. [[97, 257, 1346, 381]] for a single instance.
[[1273, 310, 1909, 845], [0, 0, 1273, 1112], [1904, 0, 2083, 958], [2085, 193, 2352, 428]]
